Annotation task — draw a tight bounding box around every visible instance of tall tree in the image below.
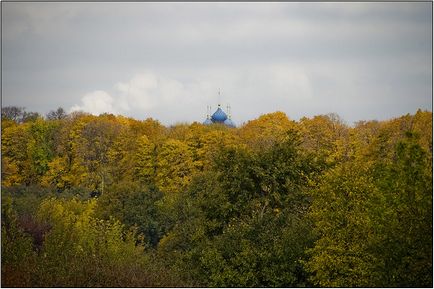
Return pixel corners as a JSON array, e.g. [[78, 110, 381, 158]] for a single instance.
[[1, 106, 25, 123], [307, 131, 432, 287], [76, 117, 121, 194], [46, 107, 67, 120], [134, 135, 157, 186], [158, 130, 318, 287], [155, 138, 195, 194], [298, 113, 348, 166], [2, 122, 31, 186]]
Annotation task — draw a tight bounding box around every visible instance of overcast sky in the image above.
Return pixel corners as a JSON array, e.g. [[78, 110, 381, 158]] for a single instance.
[[2, 2, 432, 126]]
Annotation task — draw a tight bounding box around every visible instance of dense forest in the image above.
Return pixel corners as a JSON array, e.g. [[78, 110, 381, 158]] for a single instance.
[[1, 106, 432, 287]]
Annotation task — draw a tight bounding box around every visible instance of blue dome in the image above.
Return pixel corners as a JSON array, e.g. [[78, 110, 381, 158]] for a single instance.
[[203, 118, 213, 125], [211, 107, 228, 123], [224, 118, 236, 128]]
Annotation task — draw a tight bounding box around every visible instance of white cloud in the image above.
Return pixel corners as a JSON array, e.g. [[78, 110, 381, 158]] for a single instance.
[[71, 71, 212, 121], [113, 72, 202, 113], [70, 90, 117, 115], [70, 66, 314, 123]]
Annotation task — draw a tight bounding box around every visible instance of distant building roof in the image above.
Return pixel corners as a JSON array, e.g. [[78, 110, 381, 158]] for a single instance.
[[203, 104, 235, 127], [224, 118, 236, 128], [203, 118, 213, 125], [211, 106, 228, 123]]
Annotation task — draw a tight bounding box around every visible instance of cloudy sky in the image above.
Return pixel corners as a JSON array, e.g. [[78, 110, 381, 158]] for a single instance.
[[2, 2, 432, 125]]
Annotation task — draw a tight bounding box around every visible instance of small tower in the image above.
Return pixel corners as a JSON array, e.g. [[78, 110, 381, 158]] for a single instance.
[[203, 105, 213, 125], [224, 104, 236, 128]]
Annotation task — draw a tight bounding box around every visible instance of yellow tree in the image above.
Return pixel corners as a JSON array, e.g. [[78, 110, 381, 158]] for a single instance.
[[182, 122, 235, 172], [298, 113, 348, 166], [182, 122, 209, 171], [136, 118, 167, 142], [349, 120, 381, 162], [361, 112, 429, 166], [107, 124, 140, 184], [156, 139, 194, 194], [166, 122, 192, 142], [411, 109, 432, 155], [41, 156, 70, 190], [238, 111, 297, 150], [196, 129, 242, 171], [44, 112, 94, 190], [134, 135, 157, 185], [76, 116, 121, 194], [1, 122, 31, 186]]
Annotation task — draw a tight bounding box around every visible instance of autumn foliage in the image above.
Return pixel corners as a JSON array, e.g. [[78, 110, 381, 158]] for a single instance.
[[1, 107, 432, 287]]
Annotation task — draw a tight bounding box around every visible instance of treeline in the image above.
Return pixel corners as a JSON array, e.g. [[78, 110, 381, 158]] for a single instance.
[[1, 106, 432, 287]]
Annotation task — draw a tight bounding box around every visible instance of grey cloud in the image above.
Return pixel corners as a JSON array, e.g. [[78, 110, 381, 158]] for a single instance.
[[2, 2, 431, 125]]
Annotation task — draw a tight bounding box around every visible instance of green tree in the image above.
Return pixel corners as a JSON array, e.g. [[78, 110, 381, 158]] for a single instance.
[[26, 118, 58, 184], [35, 197, 150, 287], [370, 132, 432, 287], [158, 130, 318, 287], [306, 162, 381, 287], [95, 181, 164, 246], [1, 197, 36, 287], [307, 131, 432, 287]]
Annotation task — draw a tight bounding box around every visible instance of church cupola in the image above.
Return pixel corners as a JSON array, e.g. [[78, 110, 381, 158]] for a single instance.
[[203, 90, 236, 127], [211, 104, 228, 123]]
